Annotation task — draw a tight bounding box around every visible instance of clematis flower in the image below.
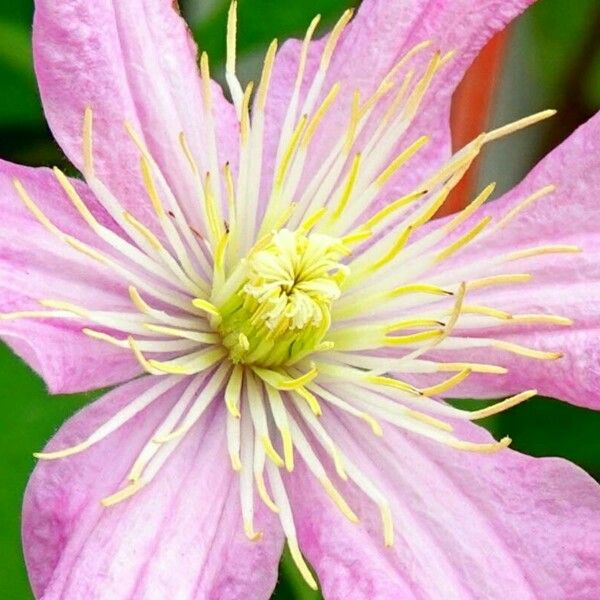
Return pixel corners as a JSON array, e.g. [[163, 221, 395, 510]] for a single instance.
[[2, 0, 600, 597]]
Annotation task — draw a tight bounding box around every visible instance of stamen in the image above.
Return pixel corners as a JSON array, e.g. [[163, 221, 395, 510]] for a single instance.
[[507, 245, 581, 261], [154, 363, 230, 443], [265, 385, 295, 471], [82, 106, 94, 177], [448, 436, 512, 453], [493, 340, 563, 360], [484, 109, 556, 143], [419, 369, 471, 396], [266, 462, 318, 590], [493, 185, 556, 230], [225, 0, 245, 114], [147, 347, 227, 376], [467, 390, 537, 420], [435, 216, 492, 263], [246, 372, 285, 467], [254, 433, 280, 513], [241, 407, 262, 541], [35, 377, 183, 459], [252, 365, 318, 390], [328, 153, 362, 222]]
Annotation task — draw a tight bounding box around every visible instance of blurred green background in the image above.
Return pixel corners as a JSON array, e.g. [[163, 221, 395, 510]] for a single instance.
[[1, 0, 600, 598]]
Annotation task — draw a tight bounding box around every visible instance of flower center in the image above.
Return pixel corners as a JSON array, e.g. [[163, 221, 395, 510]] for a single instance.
[[217, 229, 348, 366]]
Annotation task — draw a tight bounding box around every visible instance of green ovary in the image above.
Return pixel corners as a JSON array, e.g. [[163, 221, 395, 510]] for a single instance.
[[217, 229, 349, 367]]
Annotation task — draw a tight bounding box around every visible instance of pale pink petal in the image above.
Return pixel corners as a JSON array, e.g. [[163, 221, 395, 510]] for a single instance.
[[33, 0, 238, 226], [290, 414, 600, 599], [0, 160, 140, 393], [416, 111, 600, 408], [264, 0, 535, 204], [23, 378, 283, 600]]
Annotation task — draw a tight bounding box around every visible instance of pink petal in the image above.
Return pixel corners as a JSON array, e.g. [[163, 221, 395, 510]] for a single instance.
[[290, 414, 600, 599], [33, 0, 238, 227], [23, 377, 283, 599], [0, 160, 140, 393], [419, 111, 600, 408], [264, 0, 535, 204]]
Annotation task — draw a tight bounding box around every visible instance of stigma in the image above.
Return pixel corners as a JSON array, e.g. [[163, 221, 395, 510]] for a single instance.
[[217, 229, 347, 366]]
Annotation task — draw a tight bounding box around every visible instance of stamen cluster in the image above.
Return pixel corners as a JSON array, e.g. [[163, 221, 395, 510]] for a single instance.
[[218, 229, 347, 366]]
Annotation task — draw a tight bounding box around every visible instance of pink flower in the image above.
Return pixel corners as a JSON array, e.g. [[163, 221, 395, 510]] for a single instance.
[[2, 0, 599, 598]]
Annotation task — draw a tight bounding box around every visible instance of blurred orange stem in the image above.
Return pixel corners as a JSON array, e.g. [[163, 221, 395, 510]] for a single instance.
[[439, 29, 509, 217]]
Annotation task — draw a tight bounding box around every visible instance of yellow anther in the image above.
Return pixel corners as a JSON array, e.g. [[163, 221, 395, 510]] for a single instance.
[[199, 51, 214, 110], [244, 521, 263, 542], [302, 82, 341, 148], [261, 435, 285, 468], [13, 178, 62, 237], [82, 106, 94, 177], [385, 318, 445, 332], [295, 386, 323, 417], [404, 410, 454, 432], [223, 162, 237, 224], [101, 480, 144, 507], [495, 185, 556, 229], [230, 453, 242, 472], [366, 375, 421, 395], [374, 135, 429, 189], [192, 298, 221, 318], [39, 299, 89, 318], [253, 366, 318, 390], [289, 541, 318, 590], [240, 81, 254, 145], [64, 236, 107, 264], [462, 305, 512, 320], [444, 182, 496, 232], [436, 362, 507, 375], [257, 39, 278, 110], [139, 155, 165, 217], [255, 471, 280, 513], [448, 436, 512, 453], [225, 365, 243, 418], [344, 90, 361, 153], [385, 329, 443, 346], [468, 390, 538, 420], [34, 440, 91, 460], [419, 369, 471, 397], [123, 211, 162, 250], [380, 503, 395, 547], [320, 476, 359, 523], [494, 340, 563, 360], [511, 314, 573, 326], [388, 283, 452, 298], [299, 207, 328, 233], [466, 273, 532, 290], [360, 189, 427, 231], [507, 245, 581, 261], [411, 187, 451, 228], [369, 226, 413, 272], [128, 336, 162, 375], [484, 109, 556, 143], [329, 153, 362, 221], [274, 114, 308, 190], [361, 412, 383, 437], [435, 216, 491, 262], [321, 8, 354, 69], [281, 427, 295, 472], [341, 229, 372, 246]]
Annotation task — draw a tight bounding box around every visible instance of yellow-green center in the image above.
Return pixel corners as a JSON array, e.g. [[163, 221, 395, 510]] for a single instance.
[[217, 229, 348, 367]]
